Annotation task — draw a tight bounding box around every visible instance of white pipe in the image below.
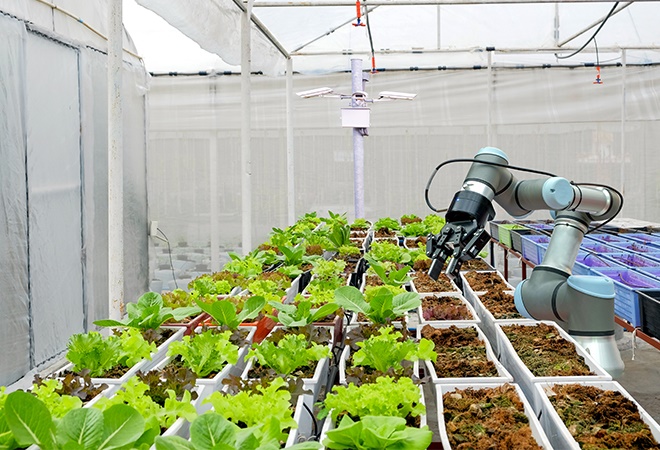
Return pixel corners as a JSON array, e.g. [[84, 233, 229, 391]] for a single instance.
[[210, 131, 219, 272], [351, 58, 365, 219], [620, 49, 627, 200], [286, 57, 295, 225], [487, 51, 493, 145], [108, 0, 123, 320], [241, 0, 253, 255]]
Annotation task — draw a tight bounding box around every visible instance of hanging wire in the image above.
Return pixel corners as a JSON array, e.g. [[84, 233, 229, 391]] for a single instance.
[[362, 1, 377, 73], [555, 2, 620, 60]]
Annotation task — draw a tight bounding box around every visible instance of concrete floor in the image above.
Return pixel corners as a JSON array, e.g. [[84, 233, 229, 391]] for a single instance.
[[494, 248, 660, 422]]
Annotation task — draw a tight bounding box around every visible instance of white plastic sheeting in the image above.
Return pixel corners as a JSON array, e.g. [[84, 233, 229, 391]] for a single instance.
[[0, 4, 149, 385], [125, 1, 660, 75], [146, 63, 660, 285]]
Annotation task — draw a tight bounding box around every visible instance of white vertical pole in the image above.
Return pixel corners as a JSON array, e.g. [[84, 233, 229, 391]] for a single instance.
[[351, 58, 365, 219], [436, 5, 441, 49], [108, 0, 123, 320], [241, 0, 253, 255], [487, 51, 493, 145], [286, 57, 295, 225], [620, 49, 627, 197], [210, 132, 219, 272]]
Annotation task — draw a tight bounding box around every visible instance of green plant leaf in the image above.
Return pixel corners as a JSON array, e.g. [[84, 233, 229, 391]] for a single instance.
[[368, 288, 394, 323], [98, 404, 145, 450], [189, 413, 235, 449], [334, 286, 370, 315], [197, 299, 239, 329], [4, 390, 55, 449], [169, 306, 202, 322], [56, 407, 103, 450], [310, 302, 339, 322], [154, 435, 196, 450], [237, 296, 266, 323], [392, 291, 421, 314]]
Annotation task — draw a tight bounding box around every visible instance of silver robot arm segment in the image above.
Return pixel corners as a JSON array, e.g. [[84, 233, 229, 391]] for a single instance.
[[426, 147, 625, 377]]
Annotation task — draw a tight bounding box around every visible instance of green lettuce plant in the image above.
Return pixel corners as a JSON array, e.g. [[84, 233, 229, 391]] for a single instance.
[[246, 333, 331, 376], [167, 329, 239, 378], [94, 292, 200, 331], [323, 415, 433, 450], [203, 378, 297, 443], [350, 218, 371, 230], [366, 258, 411, 288], [366, 241, 411, 265], [320, 376, 426, 423], [351, 327, 437, 373], [195, 296, 265, 329], [154, 413, 321, 450], [423, 214, 446, 234], [334, 286, 420, 324], [66, 329, 156, 377], [400, 222, 430, 237], [373, 217, 400, 232], [269, 299, 339, 327], [224, 250, 269, 279], [2, 389, 145, 450]]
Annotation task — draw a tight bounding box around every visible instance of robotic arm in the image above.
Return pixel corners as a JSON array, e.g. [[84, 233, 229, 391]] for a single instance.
[[426, 147, 625, 377]]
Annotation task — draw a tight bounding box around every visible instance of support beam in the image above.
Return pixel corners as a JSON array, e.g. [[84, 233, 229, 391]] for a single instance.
[[557, 2, 634, 47], [108, 0, 123, 320], [241, 0, 253, 255], [254, 0, 646, 6], [351, 58, 365, 219], [232, 0, 290, 58], [286, 58, 295, 225]]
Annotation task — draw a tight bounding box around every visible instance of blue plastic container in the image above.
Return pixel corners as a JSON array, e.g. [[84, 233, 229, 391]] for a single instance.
[[591, 267, 660, 327], [634, 267, 660, 282], [621, 233, 660, 249], [602, 252, 660, 269], [573, 252, 620, 276], [521, 234, 551, 265], [584, 234, 633, 246], [579, 241, 620, 254], [609, 241, 659, 254]]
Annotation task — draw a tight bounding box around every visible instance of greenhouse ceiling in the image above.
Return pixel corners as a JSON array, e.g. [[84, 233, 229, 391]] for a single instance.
[[126, 0, 660, 75]]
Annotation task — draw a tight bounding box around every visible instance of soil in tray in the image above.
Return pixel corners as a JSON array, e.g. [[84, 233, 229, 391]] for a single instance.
[[479, 290, 523, 319], [502, 323, 594, 377], [548, 383, 660, 449], [442, 383, 543, 449], [464, 270, 508, 292], [421, 295, 474, 321], [406, 236, 427, 248], [421, 325, 498, 378], [374, 228, 397, 238], [461, 258, 492, 271], [413, 271, 457, 293]]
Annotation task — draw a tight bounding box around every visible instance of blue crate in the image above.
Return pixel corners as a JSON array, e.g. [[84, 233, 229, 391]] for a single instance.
[[584, 233, 634, 246], [574, 252, 620, 275], [521, 234, 550, 265], [591, 267, 660, 327], [609, 241, 659, 254], [635, 267, 660, 282], [579, 241, 620, 254], [621, 233, 660, 249], [602, 252, 660, 270]]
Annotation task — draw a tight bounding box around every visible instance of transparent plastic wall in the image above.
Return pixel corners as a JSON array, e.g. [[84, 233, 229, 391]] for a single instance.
[[146, 62, 660, 291], [0, 12, 148, 385]]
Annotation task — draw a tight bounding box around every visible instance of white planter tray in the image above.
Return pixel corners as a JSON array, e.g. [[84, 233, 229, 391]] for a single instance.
[[471, 291, 535, 350], [494, 320, 612, 413], [417, 292, 481, 325], [436, 382, 552, 449], [410, 273, 461, 295], [459, 270, 515, 306], [318, 385, 427, 447], [535, 380, 660, 450], [416, 323, 512, 384]]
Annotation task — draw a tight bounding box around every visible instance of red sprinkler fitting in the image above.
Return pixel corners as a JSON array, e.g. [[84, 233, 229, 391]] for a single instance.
[[352, 0, 366, 26], [593, 66, 603, 84]]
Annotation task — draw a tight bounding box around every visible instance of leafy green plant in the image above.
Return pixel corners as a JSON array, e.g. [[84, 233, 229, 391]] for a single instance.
[[247, 279, 286, 303], [276, 244, 322, 269], [203, 377, 297, 443], [400, 222, 430, 237], [29, 378, 83, 419], [423, 214, 446, 234], [363, 284, 406, 303], [334, 286, 420, 324], [94, 376, 197, 447], [312, 259, 346, 280], [400, 213, 422, 224], [373, 217, 400, 232], [246, 334, 331, 376], [269, 299, 339, 327], [366, 258, 411, 287], [66, 329, 156, 377], [188, 276, 232, 300], [33, 371, 108, 404], [320, 376, 425, 423], [350, 218, 371, 230], [3, 389, 144, 450], [352, 327, 436, 373], [167, 329, 239, 378], [195, 296, 265, 329], [324, 415, 433, 450], [337, 244, 361, 258], [161, 289, 192, 308], [327, 223, 352, 250], [136, 364, 199, 405], [94, 292, 200, 331], [154, 413, 321, 450], [322, 211, 349, 228], [367, 241, 411, 265], [224, 250, 268, 279]]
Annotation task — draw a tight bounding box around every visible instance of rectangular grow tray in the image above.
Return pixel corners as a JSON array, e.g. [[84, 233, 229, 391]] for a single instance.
[[638, 289, 660, 339], [498, 223, 529, 249], [510, 228, 540, 254], [591, 267, 660, 327], [602, 252, 660, 270], [521, 234, 551, 265]]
